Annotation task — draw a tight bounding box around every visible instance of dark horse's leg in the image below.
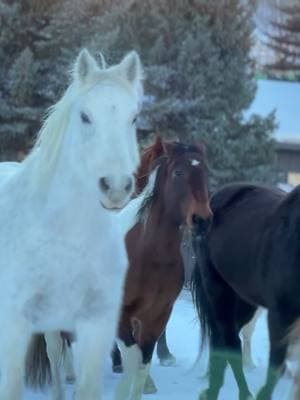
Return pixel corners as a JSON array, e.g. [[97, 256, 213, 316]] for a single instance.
[[111, 342, 123, 373], [200, 267, 253, 400], [256, 308, 291, 400], [156, 329, 176, 366]]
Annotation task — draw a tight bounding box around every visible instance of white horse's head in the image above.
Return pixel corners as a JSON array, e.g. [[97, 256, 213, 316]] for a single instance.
[[29, 49, 143, 210], [67, 49, 143, 209]]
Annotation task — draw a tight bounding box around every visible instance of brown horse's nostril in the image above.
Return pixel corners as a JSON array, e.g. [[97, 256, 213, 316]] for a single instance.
[[206, 214, 213, 227], [99, 177, 110, 192], [125, 178, 133, 193]]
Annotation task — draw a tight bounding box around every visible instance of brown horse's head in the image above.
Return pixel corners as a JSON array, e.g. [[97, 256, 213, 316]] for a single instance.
[[161, 141, 212, 227], [138, 139, 212, 227]]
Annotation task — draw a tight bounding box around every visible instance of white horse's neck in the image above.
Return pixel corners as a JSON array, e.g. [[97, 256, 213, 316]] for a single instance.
[[16, 134, 111, 230]]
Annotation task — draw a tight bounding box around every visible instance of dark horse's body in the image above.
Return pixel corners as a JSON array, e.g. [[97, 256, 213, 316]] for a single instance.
[[191, 182, 300, 400]]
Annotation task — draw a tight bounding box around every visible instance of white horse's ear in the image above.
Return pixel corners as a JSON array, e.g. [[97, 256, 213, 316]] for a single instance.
[[119, 51, 143, 87], [73, 49, 99, 84]]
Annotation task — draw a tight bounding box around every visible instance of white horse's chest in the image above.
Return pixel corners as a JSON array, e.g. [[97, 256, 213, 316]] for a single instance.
[[0, 207, 128, 330]]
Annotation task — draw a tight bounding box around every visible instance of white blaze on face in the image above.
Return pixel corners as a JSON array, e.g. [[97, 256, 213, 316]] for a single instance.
[[191, 159, 200, 166]]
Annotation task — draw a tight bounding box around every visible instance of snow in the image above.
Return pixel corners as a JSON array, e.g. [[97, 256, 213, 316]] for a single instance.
[[24, 290, 294, 399]]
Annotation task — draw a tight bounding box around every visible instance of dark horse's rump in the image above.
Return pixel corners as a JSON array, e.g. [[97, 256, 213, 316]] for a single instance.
[[191, 182, 300, 400]]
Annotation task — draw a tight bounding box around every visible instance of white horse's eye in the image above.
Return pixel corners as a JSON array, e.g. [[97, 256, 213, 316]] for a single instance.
[[132, 116, 137, 125], [80, 111, 91, 124]]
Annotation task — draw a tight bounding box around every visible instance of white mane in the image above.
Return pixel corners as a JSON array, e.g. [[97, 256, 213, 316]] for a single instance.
[[118, 167, 158, 235]]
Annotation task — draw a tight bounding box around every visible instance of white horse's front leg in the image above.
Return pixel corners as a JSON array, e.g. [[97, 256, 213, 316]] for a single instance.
[[0, 317, 31, 400], [73, 320, 112, 400], [45, 331, 65, 400]]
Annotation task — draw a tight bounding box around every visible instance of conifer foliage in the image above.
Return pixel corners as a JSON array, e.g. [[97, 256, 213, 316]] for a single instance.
[[266, 2, 300, 75], [0, 0, 276, 186]]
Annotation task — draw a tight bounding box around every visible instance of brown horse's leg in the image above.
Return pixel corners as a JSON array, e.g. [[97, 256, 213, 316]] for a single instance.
[[156, 329, 176, 366], [115, 313, 139, 400], [256, 309, 290, 400], [128, 308, 173, 399]]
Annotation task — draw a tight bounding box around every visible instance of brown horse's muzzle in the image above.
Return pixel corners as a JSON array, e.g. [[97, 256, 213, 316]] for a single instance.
[[186, 196, 213, 227]]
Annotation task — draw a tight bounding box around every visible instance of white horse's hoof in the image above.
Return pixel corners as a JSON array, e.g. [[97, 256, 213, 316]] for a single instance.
[[159, 353, 176, 367], [143, 375, 157, 394]]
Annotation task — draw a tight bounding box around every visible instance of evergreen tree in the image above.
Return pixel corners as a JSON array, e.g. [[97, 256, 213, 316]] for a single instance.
[[92, 0, 277, 187], [0, 0, 277, 188], [265, 2, 300, 76], [0, 0, 130, 159]]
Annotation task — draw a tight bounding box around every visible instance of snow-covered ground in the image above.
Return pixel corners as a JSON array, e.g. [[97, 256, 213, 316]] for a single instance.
[[24, 290, 294, 399]]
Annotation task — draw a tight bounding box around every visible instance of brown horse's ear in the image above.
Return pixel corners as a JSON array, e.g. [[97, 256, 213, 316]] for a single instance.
[[151, 134, 167, 158], [152, 134, 164, 154]]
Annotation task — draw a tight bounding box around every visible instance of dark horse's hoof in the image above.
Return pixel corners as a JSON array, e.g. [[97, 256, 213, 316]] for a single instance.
[[112, 364, 123, 373]]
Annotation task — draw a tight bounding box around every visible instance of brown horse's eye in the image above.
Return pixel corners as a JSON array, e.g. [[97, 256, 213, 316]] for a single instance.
[[173, 169, 183, 178]]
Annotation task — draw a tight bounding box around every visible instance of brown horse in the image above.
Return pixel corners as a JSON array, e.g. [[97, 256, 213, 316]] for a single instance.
[[115, 138, 212, 400], [111, 137, 177, 377]]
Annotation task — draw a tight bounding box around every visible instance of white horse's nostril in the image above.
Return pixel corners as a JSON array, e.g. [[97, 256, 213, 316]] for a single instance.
[[99, 177, 110, 192], [125, 177, 133, 193]]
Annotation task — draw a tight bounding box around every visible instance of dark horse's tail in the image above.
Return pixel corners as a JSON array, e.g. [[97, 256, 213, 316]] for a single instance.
[[25, 334, 52, 390], [190, 220, 214, 351]]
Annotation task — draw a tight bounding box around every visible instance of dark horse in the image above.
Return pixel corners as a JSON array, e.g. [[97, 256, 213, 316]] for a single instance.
[[191, 182, 300, 400], [115, 137, 212, 399]]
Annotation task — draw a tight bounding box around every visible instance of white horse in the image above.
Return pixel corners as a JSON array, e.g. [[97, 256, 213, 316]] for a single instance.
[[0, 48, 143, 400], [24, 169, 159, 400]]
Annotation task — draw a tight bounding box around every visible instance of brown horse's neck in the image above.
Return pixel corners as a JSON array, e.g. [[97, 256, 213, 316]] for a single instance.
[[142, 201, 184, 252]]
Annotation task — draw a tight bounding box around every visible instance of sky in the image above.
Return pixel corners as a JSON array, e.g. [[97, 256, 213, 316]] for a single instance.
[[248, 79, 300, 143]]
